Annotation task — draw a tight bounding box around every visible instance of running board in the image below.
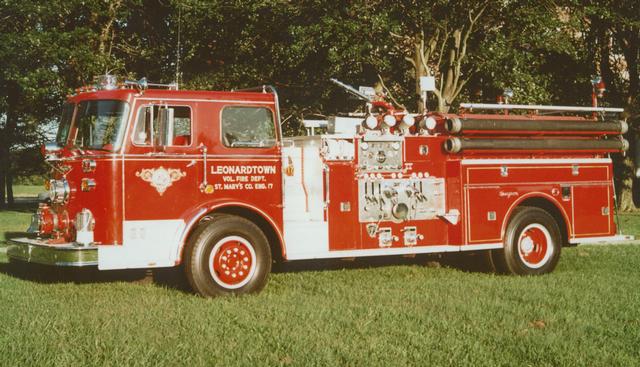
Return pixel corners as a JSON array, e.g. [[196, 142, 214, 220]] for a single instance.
[[569, 234, 635, 245], [285, 243, 503, 261]]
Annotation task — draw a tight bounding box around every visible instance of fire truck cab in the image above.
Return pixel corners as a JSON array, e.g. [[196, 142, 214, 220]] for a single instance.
[[7, 76, 632, 297]]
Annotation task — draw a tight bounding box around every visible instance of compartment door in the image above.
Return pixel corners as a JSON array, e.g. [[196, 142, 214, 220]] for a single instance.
[[571, 185, 612, 237]]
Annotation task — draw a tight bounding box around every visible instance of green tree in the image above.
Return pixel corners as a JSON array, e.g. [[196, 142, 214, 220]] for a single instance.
[[571, 0, 640, 211], [0, 0, 134, 207]]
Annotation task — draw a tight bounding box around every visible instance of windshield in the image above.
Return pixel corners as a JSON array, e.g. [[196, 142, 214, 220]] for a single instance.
[[74, 100, 129, 151], [56, 103, 75, 145]]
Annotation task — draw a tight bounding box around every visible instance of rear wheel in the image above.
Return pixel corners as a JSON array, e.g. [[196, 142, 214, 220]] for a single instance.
[[498, 206, 562, 275], [185, 214, 271, 297]]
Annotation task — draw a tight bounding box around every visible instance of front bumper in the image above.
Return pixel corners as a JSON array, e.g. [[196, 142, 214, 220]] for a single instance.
[[6, 237, 98, 267]]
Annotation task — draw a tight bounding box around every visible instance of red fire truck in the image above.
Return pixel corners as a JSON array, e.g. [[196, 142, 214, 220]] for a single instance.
[[7, 75, 632, 297]]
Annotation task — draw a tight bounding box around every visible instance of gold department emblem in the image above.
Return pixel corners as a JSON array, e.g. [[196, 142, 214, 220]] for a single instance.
[[135, 166, 186, 196]]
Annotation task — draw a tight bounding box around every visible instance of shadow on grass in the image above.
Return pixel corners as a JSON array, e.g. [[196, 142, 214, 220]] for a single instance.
[[438, 251, 502, 274], [273, 251, 497, 275], [0, 251, 496, 294], [4, 231, 35, 240], [0, 260, 192, 293], [273, 254, 440, 274]]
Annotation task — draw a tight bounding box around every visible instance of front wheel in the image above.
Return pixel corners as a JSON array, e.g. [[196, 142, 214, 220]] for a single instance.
[[185, 215, 272, 297], [498, 206, 562, 275]]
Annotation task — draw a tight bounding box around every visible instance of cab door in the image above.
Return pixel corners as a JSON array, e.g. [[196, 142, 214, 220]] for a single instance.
[[101, 100, 200, 269], [204, 104, 284, 234]]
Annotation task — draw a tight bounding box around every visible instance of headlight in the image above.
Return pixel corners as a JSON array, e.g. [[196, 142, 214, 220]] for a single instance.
[[48, 179, 70, 204]]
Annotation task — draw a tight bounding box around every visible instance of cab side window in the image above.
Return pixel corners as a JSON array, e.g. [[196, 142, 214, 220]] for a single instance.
[[133, 105, 192, 146], [221, 106, 275, 148]]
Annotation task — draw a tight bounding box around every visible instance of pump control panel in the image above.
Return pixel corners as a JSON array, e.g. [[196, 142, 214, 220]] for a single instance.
[[358, 138, 403, 171], [358, 177, 445, 223]]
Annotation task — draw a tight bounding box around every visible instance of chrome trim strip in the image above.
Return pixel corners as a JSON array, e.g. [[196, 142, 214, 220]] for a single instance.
[[461, 243, 503, 250], [135, 97, 275, 104], [461, 158, 612, 165], [6, 238, 99, 267], [121, 154, 281, 159]]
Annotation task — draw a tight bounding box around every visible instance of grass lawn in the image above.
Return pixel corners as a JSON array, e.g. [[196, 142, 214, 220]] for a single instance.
[[0, 210, 32, 245], [0, 246, 639, 366], [12, 184, 44, 198], [0, 185, 41, 244], [617, 213, 640, 237], [1, 189, 639, 365]]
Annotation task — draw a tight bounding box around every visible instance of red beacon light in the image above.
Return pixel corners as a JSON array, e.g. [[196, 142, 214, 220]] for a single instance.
[[592, 76, 606, 98], [591, 76, 607, 109]]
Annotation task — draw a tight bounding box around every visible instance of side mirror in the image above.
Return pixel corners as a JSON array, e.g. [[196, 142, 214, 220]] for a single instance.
[[41, 142, 63, 160], [156, 107, 175, 146]]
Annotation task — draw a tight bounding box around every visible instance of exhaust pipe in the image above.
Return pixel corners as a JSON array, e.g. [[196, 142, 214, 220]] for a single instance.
[[444, 137, 629, 153], [446, 117, 628, 136]]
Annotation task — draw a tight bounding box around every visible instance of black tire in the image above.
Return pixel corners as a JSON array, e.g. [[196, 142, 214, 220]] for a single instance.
[[490, 248, 510, 275], [476, 250, 497, 273], [184, 214, 272, 297], [498, 206, 562, 275]]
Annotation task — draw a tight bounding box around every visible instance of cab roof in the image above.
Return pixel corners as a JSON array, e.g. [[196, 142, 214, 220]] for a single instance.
[[67, 88, 276, 104]]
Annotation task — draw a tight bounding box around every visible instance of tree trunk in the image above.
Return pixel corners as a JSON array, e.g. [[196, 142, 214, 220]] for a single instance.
[[618, 30, 639, 210], [413, 40, 427, 113], [2, 81, 19, 209], [0, 133, 9, 210], [6, 167, 13, 207], [618, 156, 636, 211], [597, 22, 614, 91], [622, 33, 639, 101], [0, 144, 5, 209], [437, 95, 449, 113]]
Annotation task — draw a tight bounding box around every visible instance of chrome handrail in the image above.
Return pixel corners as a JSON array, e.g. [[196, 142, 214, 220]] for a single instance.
[[460, 103, 624, 113]]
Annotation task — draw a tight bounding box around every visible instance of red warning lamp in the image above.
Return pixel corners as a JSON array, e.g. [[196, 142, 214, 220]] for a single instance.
[[592, 76, 606, 98]]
